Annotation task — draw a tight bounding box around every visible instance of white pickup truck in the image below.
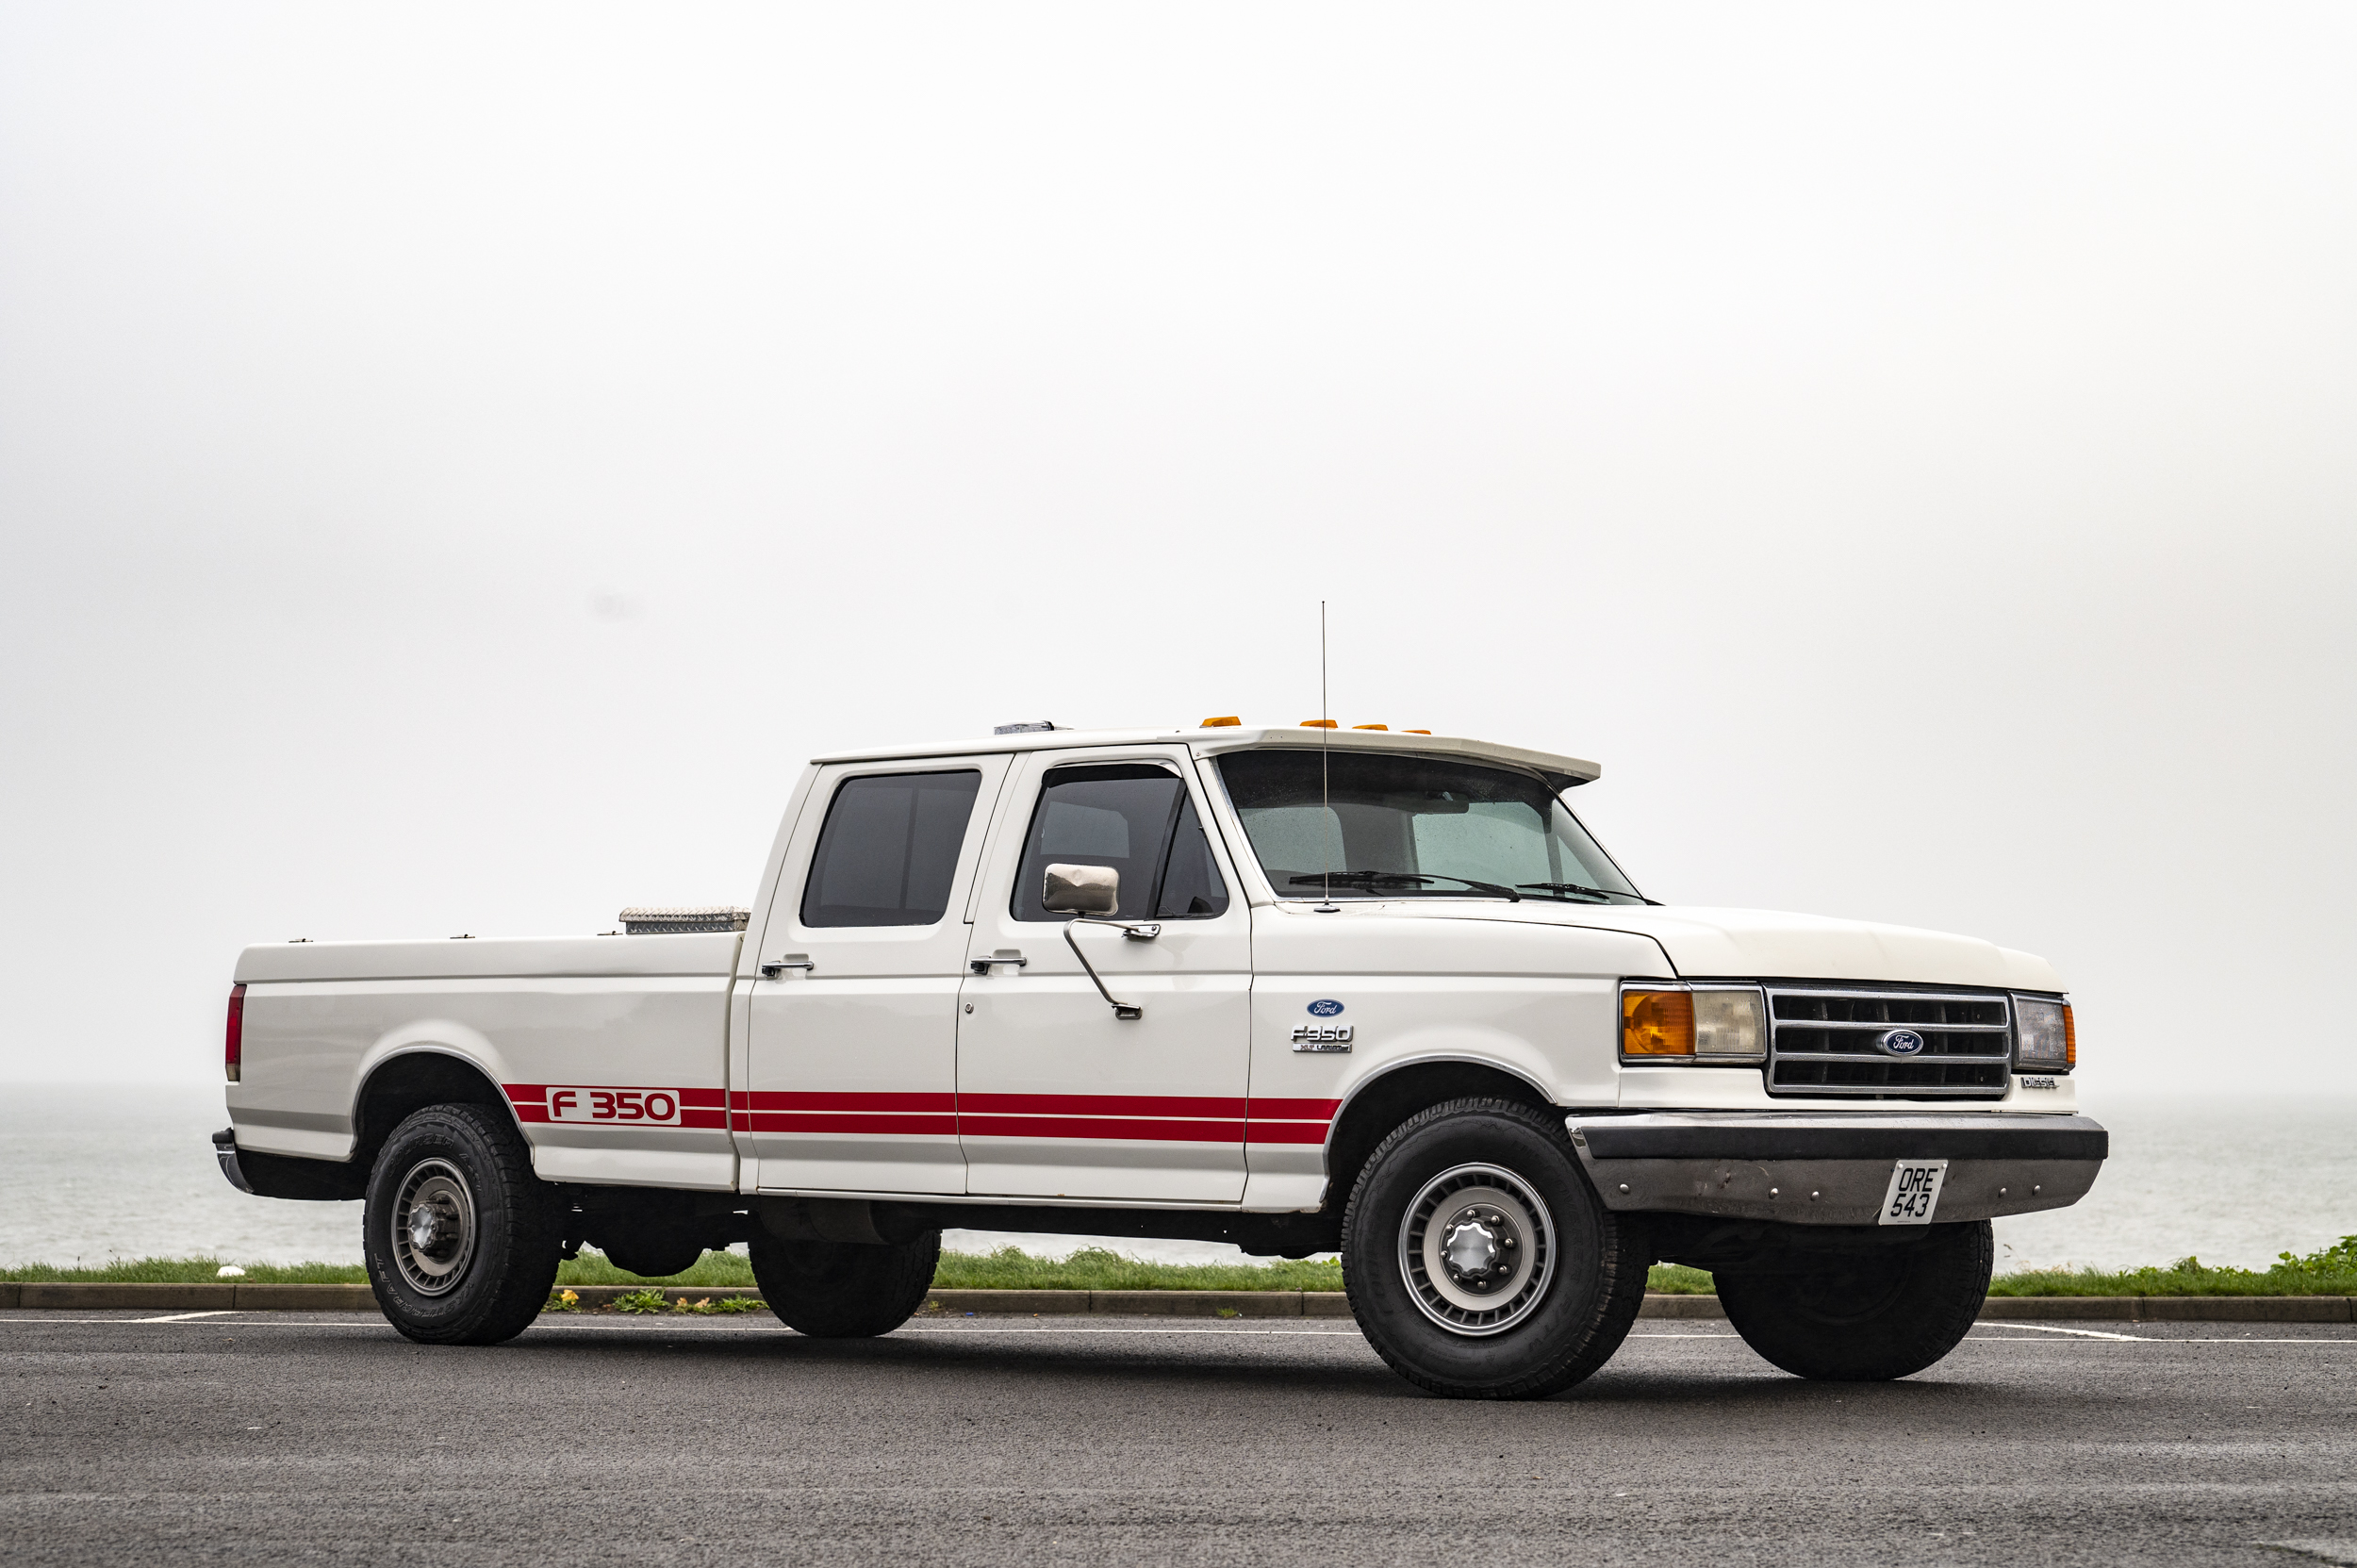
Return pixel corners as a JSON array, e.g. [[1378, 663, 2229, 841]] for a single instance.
[[216, 720, 2102, 1397]]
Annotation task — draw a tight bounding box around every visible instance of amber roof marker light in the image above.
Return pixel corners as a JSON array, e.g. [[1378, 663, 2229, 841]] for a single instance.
[[1199, 716, 1242, 728]]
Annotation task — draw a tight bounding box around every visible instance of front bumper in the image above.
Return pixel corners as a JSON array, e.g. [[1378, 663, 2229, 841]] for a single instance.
[[1566, 1112, 2106, 1225]]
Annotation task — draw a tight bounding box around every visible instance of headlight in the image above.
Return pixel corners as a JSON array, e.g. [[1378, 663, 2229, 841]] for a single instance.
[[2014, 995, 2075, 1071], [1621, 983, 1766, 1064], [1694, 986, 1767, 1060]]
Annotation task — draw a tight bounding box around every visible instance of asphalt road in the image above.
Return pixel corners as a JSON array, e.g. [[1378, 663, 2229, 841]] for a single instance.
[[3, 1310, 2353, 1567]]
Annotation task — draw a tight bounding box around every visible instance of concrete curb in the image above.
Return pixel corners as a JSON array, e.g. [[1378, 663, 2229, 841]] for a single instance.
[[4, 1281, 2351, 1323], [1979, 1295, 2356, 1323], [0, 1282, 382, 1312]]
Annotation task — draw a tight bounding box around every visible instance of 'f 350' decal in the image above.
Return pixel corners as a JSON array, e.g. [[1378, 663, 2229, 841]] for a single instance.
[[504, 1084, 726, 1131]]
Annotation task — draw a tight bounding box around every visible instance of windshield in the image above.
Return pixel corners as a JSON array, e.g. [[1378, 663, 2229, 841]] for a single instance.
[[1214, 750, 1645, 904]]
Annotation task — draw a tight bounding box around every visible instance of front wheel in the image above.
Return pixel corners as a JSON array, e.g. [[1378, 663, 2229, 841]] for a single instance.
[[363, 1103, 562, 1345], [1716, 1220, 1993, 1381], [750, 1230, 941, 1338], [1342, 1098, 1647, 1399]]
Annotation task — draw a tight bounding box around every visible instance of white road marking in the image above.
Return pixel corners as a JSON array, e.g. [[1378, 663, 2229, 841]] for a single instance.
[[0, 1314, 2349, 1346]]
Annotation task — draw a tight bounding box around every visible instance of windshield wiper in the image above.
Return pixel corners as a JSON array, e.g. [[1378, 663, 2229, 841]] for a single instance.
[[1517, 882, 1655, 905], [1287, 872, 1520, 902]]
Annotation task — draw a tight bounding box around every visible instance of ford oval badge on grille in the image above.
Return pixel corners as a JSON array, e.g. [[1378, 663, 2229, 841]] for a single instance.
[[1877, 1028, 1927, 1057], [1308, 999, 1344, 1017]]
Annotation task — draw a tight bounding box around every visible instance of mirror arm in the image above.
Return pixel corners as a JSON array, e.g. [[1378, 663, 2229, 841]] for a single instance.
[[1063, 917, 1155, 1021]]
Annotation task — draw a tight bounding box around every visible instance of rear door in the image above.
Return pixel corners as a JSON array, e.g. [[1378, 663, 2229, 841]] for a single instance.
[[740, 756, 1007, 1193], [956, 747, 1253, 1202]]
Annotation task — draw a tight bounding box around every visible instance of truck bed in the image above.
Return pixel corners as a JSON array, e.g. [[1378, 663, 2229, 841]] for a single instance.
[[227, 933, 742, 1190]]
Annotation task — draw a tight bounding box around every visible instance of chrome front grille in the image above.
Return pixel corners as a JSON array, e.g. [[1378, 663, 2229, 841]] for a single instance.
[[1766, 986, 2012, 1098]]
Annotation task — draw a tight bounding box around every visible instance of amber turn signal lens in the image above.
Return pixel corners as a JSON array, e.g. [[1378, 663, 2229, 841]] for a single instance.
[[1622, 989, 1695, 1057], [2062, 1003, 2076, 1068]]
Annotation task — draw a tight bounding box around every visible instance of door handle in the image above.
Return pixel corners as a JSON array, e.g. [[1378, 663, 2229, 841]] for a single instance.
[[969, 950, 1029, 974], [759, 956, 816, 979]]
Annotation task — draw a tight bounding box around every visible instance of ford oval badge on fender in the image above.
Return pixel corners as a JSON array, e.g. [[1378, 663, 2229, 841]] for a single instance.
[[1308, 999, 1344, 1017], [1876, 1028, 1927, 1057]]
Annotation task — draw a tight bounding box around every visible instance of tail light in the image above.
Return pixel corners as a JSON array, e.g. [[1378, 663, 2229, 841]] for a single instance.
[[225, 984, 245, 1082]]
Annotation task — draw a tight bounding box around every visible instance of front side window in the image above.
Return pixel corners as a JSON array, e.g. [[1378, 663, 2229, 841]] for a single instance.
[[1011, 763, 1230, 922], [1216, 750, 1643, 904], [800, 770, 984, 928]]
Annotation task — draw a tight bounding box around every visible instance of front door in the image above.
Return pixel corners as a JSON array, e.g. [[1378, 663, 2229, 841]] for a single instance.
[[742, 756, 1007, 1194], [957, 748, 1253, 1202]]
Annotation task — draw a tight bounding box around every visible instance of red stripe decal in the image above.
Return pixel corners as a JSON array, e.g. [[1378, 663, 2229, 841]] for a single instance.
[[505, 1085, 1328, 1145], [743, 1113, 958, 1136], [959, 1115, 1249, 1144], [1244, 1121, 1331, 1145], [958, 1093, 1247, 1119], [1247, 1097, 1343, 1119], [740, 1091, 958, 1114]]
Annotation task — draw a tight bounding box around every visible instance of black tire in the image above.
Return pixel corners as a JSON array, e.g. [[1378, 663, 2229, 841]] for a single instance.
[[363, 1103, 562, 1345], [1341, 1098, 1647, 1399], [1716, 1220, 1993, 1381], [750, 1230, 941, 1338]]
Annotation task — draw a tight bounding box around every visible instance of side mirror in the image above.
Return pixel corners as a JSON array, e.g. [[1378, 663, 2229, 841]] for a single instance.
[[1043, 863, 1119, 916]]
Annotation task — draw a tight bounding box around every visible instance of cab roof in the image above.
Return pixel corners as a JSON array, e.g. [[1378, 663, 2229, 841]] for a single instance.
[[811, 724, 1602, 787]]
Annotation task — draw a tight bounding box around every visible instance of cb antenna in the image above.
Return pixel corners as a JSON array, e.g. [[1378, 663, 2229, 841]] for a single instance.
[[1318, 600, 1337, 912]]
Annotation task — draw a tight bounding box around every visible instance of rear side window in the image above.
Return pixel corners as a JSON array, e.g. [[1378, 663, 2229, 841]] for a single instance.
[[1011, 763, 1229, 922], [800, 770, 984, 928]]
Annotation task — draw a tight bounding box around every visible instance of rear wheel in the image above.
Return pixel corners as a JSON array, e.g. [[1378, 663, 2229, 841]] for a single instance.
[[1716, 1220, 1993, 1380], [363, 1103, 561, 1345], [750, 1230, 941, 1338], [1341, 1098, 1646, 1399]]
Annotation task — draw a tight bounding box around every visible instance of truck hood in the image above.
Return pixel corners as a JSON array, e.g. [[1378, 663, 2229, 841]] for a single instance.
[[1409, 902, 2066, 991]]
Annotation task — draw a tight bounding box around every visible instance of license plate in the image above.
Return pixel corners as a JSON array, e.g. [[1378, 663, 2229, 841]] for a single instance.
[[1878, 1159, 1949, 1226]]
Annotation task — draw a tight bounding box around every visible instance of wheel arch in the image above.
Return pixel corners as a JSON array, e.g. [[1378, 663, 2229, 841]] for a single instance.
[[1321, 1057, 1559, 1213], [352, 1049, 519, 1176]]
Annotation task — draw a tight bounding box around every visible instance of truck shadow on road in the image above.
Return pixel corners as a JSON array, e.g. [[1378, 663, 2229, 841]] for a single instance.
[[504, 1324, 2029, 1409]]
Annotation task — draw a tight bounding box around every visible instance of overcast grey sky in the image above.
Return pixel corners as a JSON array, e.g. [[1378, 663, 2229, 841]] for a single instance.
[[3, 5, 2351, 1093]]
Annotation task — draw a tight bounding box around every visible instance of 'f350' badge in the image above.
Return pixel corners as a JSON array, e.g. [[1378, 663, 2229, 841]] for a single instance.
[[1292, 1024, 1353, 1052]]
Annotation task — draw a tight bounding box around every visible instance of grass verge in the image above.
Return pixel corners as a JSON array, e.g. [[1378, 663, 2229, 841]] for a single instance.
[[1986, 1236, 2357, 1296], [9, 1237, 2350, 1296]]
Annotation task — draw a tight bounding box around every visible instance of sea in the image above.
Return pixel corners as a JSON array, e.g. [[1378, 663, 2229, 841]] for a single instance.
[[2, 1083, 2348, 1274]]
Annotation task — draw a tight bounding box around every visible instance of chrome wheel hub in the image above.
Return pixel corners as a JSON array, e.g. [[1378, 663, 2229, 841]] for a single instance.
[[1399, 1164, 1554, 1336], [1439, 1211, 1516, 1291], [391, 1159, 477, 1296]]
